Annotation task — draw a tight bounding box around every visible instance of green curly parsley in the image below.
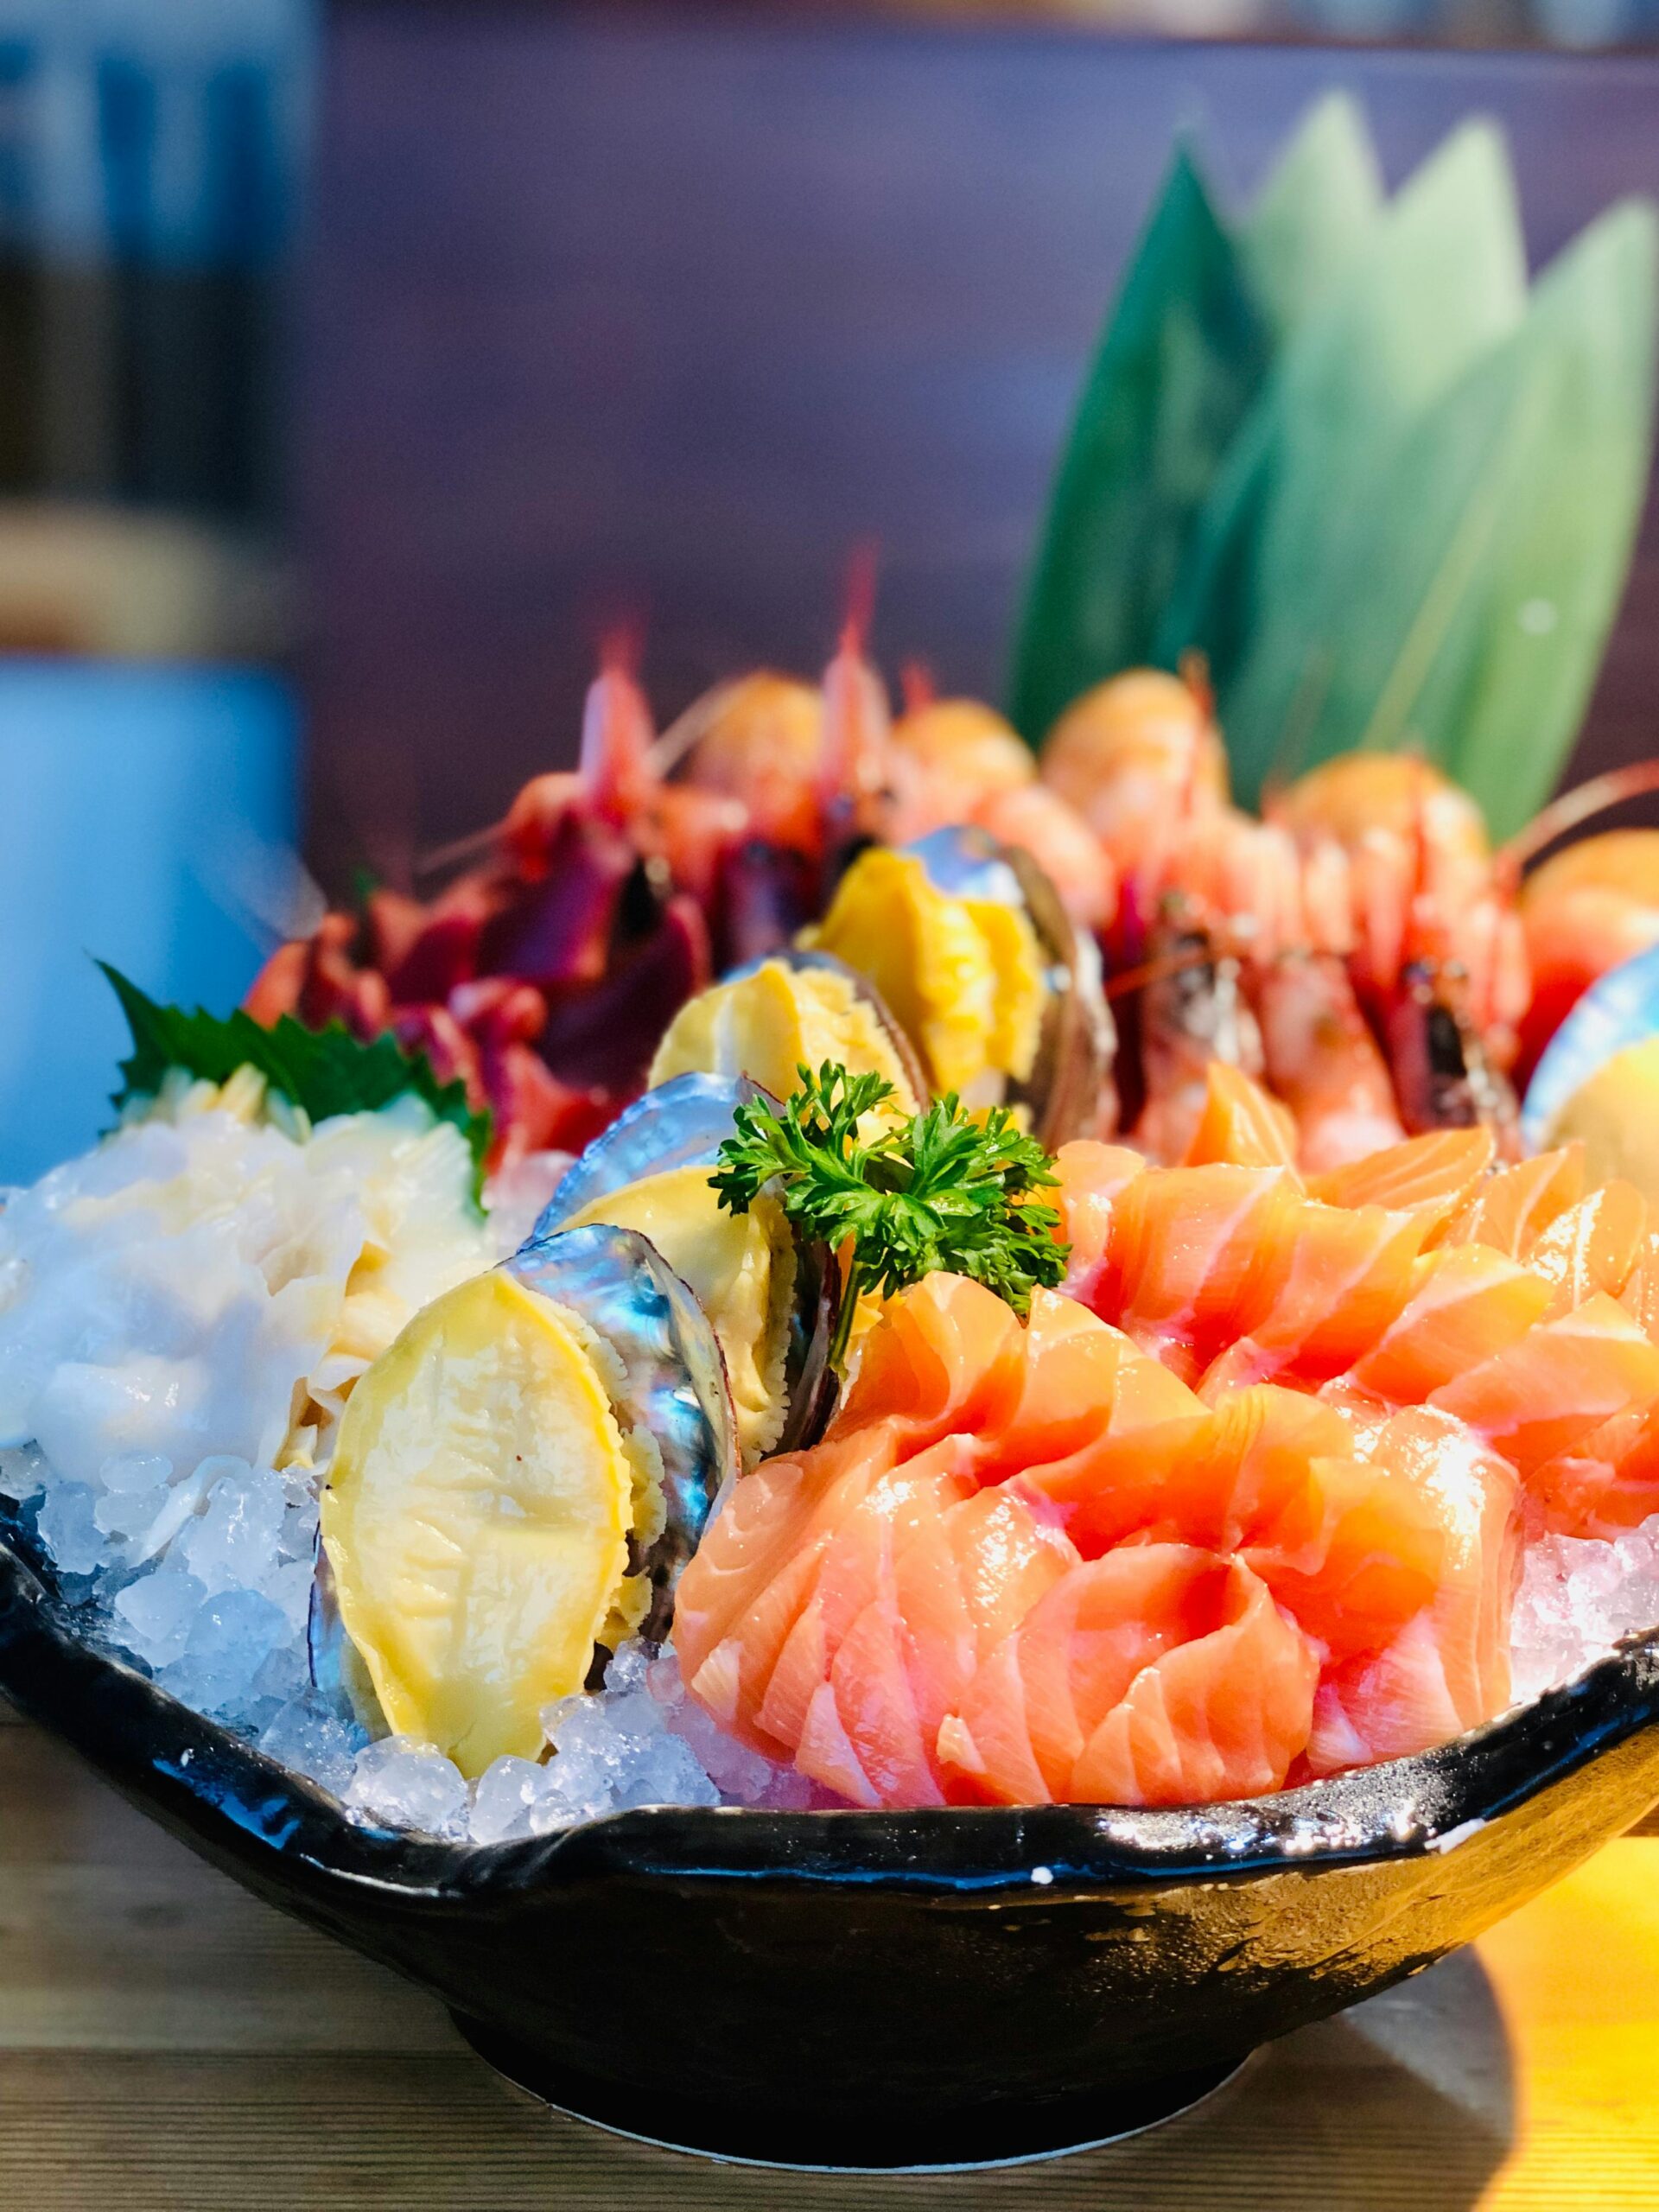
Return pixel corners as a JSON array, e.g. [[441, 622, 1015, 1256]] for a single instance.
[[711, 1061, 1069, 1367]]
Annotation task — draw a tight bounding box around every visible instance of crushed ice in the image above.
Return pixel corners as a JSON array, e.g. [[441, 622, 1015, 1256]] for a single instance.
[[1510, 1512, 1659, 1704], [11, 1096, 1659, 1840]]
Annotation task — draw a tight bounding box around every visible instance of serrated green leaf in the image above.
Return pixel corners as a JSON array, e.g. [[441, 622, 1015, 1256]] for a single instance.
[[99, 962, 492, 1204], [1299, 200, 1658, 838], [1159, 119, 1529, 803], [1240, 92, 1383, 340], [1007, 146, 1272, 746]]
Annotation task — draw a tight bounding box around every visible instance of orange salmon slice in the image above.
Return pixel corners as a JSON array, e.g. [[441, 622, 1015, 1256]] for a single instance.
[[1528, 1182, 1649, 1319], [1533, 1394, 1659, 1539], [1182, 1063, 1302, 1173], [1438, 1143, 1586, 1257], [939, 1546, 1318, 1808], [1305, 1408, 1517, 1776], [1107, 1164, 1300, 1374], [832, 1273, 1026, 1457], [1223, 1198, 1427, 1384], [1348, 1245, 1554, 1405], [1308, 1128, 1493, 1232], [1428, 1294, 1659, 1477], [1051, 1141, 1146, 1299]]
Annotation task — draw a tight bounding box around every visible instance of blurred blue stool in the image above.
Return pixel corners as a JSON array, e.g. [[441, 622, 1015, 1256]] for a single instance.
[[0, 660, 299, 1183]]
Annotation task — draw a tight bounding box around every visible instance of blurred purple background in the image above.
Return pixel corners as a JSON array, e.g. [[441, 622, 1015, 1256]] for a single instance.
[[297, 11, 1659, 893]]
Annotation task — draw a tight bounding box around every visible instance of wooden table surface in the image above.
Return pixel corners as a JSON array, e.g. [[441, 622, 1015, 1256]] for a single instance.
[[3, 1694, 1656, 2212]]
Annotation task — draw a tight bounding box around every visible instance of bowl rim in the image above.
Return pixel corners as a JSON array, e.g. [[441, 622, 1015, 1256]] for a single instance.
[[6, 1535, 1659, 1902]]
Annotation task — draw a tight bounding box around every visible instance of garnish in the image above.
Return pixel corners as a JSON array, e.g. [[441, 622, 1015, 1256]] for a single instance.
[[711, 1061, 1069, 1366], [99, 962, 492, 1201]]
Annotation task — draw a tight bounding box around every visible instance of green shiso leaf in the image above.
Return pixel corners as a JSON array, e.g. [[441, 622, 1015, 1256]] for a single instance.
[[1158, 119, 1529, 804], [1007, 146, 1272, 746], [1238, 92, 1383, 340], [1186, 198, 1657, 840], [1395, 200, 1659, 838], [99, 962, 492, 1202]]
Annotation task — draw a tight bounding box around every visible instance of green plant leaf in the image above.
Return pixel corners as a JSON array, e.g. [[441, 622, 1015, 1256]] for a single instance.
[[1303, 200, 1658, 839], [1239, 92, 1383, 340], [1158, 118, 1529, 804], [1007, 146, 1272, 747], [99, 962, 492, 1202]]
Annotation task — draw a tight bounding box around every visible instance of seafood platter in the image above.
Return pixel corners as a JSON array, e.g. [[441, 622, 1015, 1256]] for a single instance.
[[6, 99, 1659, 2169]]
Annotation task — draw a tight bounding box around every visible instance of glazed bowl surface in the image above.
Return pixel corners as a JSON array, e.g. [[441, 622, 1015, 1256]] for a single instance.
[[3, 1534, 1657, 2167]]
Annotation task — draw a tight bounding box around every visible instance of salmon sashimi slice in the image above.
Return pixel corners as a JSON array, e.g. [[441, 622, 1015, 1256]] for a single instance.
[[1307, 1128, 1494, 1235], [794, 1485, 1082, 1806], [938, 1547, 1319, 1807], [1197, 1198, 1427, 1390], [1306, 1409, 1518, 1775], [675, 1427, 906, 1749], [1182, 1064, 1302, 1174], [1051, 1141, 1146, 1306], [984, 1292, 1212, 1554], [1103, 1164, 1301, 1379], [1527, 1182, 1649, 1319], [672, 1424, 899, 1674], [831, 1273, 1026, 1459], [1123, 1385, 1445, 1661], [1620, 1233, 1659, 1344], [1347, 1245, 1554, 1406], [1532, 1395, 1659, 1539], [755, 1446, 978, 1757], [1428, 1293, 1659, 1478], [1438, 1143, 1586, 1258]]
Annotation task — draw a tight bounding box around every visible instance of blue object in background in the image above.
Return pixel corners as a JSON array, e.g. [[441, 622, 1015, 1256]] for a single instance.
[[0, 659, 298, 1183]]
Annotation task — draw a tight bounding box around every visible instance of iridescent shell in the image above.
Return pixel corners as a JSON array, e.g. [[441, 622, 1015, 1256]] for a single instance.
[[1522, 939, 1659, 1148], [534, 1075, 769, 1235], [534, 1076, 841, 1460], [506, 1224, 739, 1638], [905, 825, 1116, 1149]]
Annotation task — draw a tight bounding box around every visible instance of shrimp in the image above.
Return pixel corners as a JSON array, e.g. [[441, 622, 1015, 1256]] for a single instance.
[[1128, 899, 1265, 1165], [1255, 950, 1406, 1173], [1039, 663, 1229, 882]]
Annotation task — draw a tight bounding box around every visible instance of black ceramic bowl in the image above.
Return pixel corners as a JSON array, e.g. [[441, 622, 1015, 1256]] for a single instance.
[[4, 1535, 1659, 2171]]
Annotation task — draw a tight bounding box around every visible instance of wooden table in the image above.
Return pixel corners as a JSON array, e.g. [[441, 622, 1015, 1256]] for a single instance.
[[3, 1697, 1656, 2212]]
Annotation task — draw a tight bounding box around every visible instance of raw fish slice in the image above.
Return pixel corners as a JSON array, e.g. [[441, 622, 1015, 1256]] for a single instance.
[[1204, 1199, 1427, 1389], [1428, 1293, 1659, 1477], [1621, 1232, 1659, 1342], [1348, 1246, 1554, 1405], [1131, 1386, 1445, 1660], [800, 1595, 939, 1806], [1050, 1141, 1146, 1305], [1527, 1182, 1649, 1319], [1307, 1128, 1493, 1233], [674, 1426, 899, 1743], [1071, 1573, 1319, 1807], [986, 1293, 1211, 1554], [1182, 1064, 1301, 1174], [796, 1487, 1082, 1806], [756, 1446, 975, 1751], [1439, 1144, 1586, 1257], [1105, 1165, 1300, 1378], [1306, 1409, 1518, 1775], [940, 1548, 1318, 1807], [832, 1273, 1025, 1458], [1532, 1395, 1659, 1538]]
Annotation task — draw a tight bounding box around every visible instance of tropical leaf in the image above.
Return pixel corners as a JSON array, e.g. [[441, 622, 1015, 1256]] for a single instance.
[[1320, 200, 1658, 837], [1239, 92, 1383, 340], [1007, 147, 1271, 746], [1157, 119, 1529, 803]]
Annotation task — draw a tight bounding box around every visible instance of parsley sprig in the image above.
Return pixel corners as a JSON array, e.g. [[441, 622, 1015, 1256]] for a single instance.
[[711, 1062, 1069, 1366]]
